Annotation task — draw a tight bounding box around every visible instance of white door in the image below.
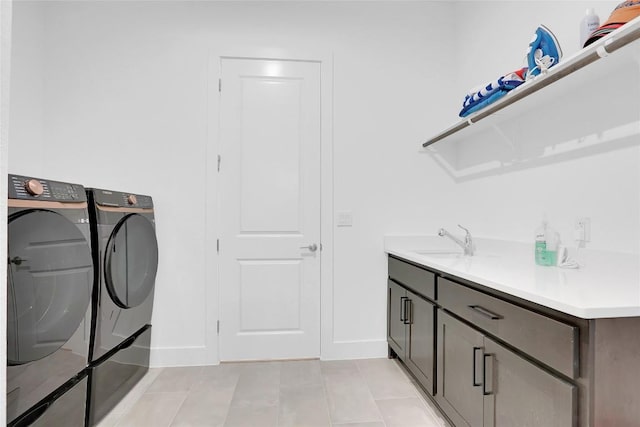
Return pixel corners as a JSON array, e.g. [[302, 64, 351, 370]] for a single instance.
[[218, 57, 321, 361]]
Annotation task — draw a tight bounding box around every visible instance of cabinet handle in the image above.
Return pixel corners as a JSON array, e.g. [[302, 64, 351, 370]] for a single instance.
[[468, 305, 503, 320], [400, 297, 408, 322], [483, 353, 494, 396], [405, 299, 413, 325], [403, 298, 412, 325], [472, 347, 482, 387]]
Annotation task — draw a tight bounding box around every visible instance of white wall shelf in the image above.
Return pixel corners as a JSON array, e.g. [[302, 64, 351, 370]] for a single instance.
[[424, 17, 640, 181]]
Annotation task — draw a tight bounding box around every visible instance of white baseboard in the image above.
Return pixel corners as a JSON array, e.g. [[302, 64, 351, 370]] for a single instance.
[[320, 338, 388, 361], [149, 339, 388, 366], [149, 346, 219, 368]]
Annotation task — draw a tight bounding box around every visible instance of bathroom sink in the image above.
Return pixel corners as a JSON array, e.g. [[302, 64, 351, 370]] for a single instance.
[[410, 249, 498, 259], [411, 249, 464, 257]]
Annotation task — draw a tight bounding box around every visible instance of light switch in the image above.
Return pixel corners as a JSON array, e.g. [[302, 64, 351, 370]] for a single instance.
[[336, 211, 353, 227]]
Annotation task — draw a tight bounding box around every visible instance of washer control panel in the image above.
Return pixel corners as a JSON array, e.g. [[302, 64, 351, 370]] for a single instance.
[[8, 174, 87, 202], [92, 189, 153, 209]]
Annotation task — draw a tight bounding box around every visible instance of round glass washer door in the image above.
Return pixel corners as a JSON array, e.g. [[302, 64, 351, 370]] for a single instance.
[[104, 213, 158, 309], [7, 210, 93, 365]]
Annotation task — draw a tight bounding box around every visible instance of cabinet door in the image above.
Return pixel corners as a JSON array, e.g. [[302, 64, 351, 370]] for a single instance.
[[483, 337, 576, 427], [437, 311, 484, 427], [406, 290, 435, 395], [388, 280, 407, 357]]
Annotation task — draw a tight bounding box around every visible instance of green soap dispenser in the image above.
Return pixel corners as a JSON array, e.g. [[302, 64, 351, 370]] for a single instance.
[[535, 219, 559, 266], [535, 220, 548, 265]]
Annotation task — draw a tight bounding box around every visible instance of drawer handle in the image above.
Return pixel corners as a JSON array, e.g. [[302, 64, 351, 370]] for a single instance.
[[483, 353, 494, 396], [468, 305, 502, 320], [472, 347, 483, 387]]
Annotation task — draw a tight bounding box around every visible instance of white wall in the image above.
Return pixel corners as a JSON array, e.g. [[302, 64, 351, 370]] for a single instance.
[[8, 0, 44, 175], [9, 0, 458, 365], [7, 1, 639, 368], [441, 1, 640, 254]]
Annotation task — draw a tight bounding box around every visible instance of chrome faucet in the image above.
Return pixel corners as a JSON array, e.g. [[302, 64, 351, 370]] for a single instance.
[[438, 225, 474, 256]]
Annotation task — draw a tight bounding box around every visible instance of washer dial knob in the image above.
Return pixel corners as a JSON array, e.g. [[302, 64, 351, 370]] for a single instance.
[[25, 179, 44, 196], [127, 194, 138, 205]]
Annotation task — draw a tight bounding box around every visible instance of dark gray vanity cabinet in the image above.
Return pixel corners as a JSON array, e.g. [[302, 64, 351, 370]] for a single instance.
[[483, 336, 576, 427], [388, 254, 640, 426], [387, 256, 436, 395], [437, 277, 577, 427], [437, 311, 576, 427], [436, 310, 484, 427], [388, 279, 408, 356], [406, 289, 436, 392]]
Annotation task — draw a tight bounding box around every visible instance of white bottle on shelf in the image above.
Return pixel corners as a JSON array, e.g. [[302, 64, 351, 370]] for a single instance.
[[580, 8, 600, 47]]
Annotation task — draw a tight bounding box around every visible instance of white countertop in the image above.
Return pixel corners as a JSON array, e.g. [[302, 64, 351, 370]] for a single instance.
[[384, 235, 640, 319]]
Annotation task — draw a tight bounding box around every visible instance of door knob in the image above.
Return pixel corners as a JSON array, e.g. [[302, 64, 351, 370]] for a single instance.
[[300, 243, 318, 252], [9, 256, 26, 266]]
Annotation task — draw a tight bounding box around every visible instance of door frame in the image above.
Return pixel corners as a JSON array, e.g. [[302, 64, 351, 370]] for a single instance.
[[205, 46, 334, 364], [1, 0, 13, 413]]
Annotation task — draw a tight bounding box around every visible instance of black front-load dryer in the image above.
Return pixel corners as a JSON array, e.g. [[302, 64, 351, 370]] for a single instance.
[[6, 174, 92, 426], [86, 188, 158, 362], [85, 188, 158, 425]]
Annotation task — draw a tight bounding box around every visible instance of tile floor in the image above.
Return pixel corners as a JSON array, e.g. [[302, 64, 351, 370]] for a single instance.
[[96, 358, 447, 427]]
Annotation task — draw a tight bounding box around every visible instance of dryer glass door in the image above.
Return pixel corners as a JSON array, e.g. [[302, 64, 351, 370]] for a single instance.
[[7, 210, 93, 365], [104, 213, 158, 308]]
